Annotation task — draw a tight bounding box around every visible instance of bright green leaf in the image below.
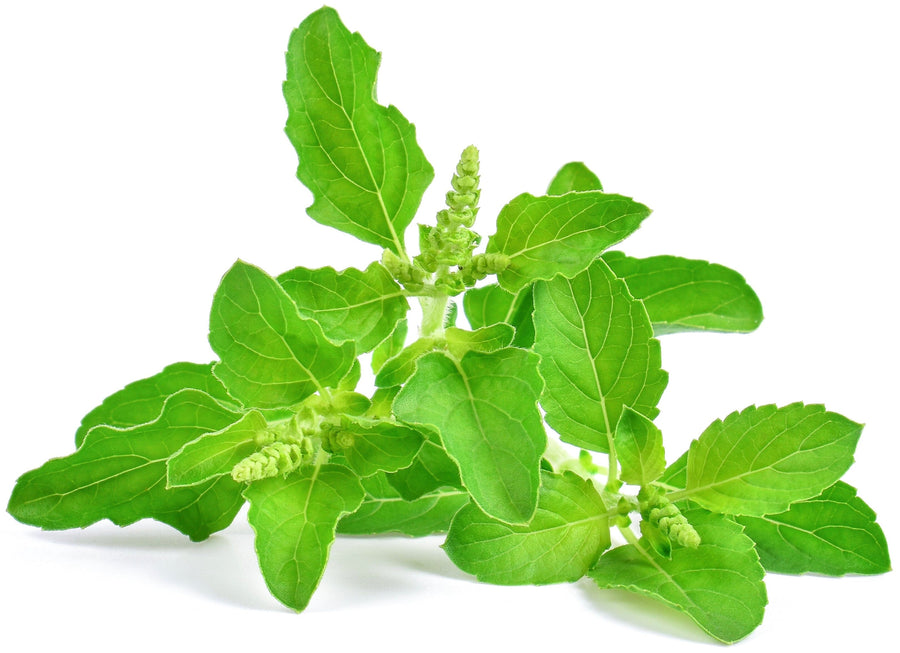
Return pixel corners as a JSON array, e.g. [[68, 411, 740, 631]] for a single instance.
[[337, 358, 362, 392], [386, 433, 462, 500], [329, 390, 371, 416], [507, 287, 536, 348], [75, 361, 235, 447], [486, 191, 651, 293], [335, 415, 424, 477], [463, 284, 515, 328], [393, 348, 546, 524], [244, 464, 364, 612], [8, 390, 246, 541], [444, 471, 610, 584], [374, 337, 439, 388], [209, 260, 356, 409], [372, 319, 408, 373], [367, 386, 399, 419], [590, 510, 767, 643], [278, 262, 408, 353], [167, 410, 269, 487], [284, 7, 434, 253], [681, 403, 862, 516], [338, 473, 467, 537], [659, 450, 688, 489], [547, 161, 603, 194], [462, 284, 534, 347], [603, 251, 763, 335], [444, 324, 514, 359], [615, 407, 666, 486], [534, 258, 667, 452], [736, 481, 891, 575]]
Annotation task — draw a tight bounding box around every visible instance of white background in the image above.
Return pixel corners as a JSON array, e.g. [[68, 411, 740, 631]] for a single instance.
[[1, 1, 897, 650]]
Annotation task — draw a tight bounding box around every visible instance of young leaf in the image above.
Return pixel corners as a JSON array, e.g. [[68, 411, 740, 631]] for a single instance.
[[393, 348, 546, 524], [444, 471, 610, 584], [462, 284, 535, 347], [615, 407, 666, 486], [329, 390, 372, 416], [444, 300, 459, 328], [386, 434, 463, 500], [371, 319, 408, 373], [533, 258, 668, 452], [736, 481, 891, 575], [333, 415, 424, 477], [444, 324, 514, 359], [337, 473, 467, 537], [374, 337, 439, 388], [486, 191, 651, 293], [367, 386, 399, 419], [590, 510, 767, 643], [209, 260, 356, 409], [8, 390, 246, 541], [659, 450, 688, 489], [603, 251, 763, 335], [547, 161, 603, 194], [284, 7, 434, 253], [167, 410, 269, 487], [75, 361, 235, 447], [680, 403, 862, 516], [244, 464, 365, 612], [277, 262, 409, 353], [463, 284, 516, 327], [337, 358, 362, 392]]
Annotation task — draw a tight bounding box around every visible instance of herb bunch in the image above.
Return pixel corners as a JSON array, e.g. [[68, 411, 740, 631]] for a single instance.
[[6, 7, 890, 644]]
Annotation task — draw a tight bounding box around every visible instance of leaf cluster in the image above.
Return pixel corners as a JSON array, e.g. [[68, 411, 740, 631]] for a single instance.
[[6, 6, 890, 643]]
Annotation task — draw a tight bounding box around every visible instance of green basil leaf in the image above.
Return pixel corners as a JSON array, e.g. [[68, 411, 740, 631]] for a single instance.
[[278, 263, 409, 353], [659, 450, 688, 489], [367, 386, 399, 419], [374, 337, 439, 388], [615, 407, 666, 486], [167, 410, 269, 487], [444, 471, 610, 584], [336, 415, 424, 477], [284, 7, 434, 253], [338, 473, 467, 537], [682, 403, 862, 516], [337, 358, 362, 392], [393, 348, 546, 524], [547, 162, 603, 194], [386, 433, 463, 500], [463, 283, 515, 328], [534, 258, 667, 452], [209, 260, 356, 409], [736, 481, 891, 575], [603, 252, 763, 335], [444, 324, 514, 359], [8, 389, 246, 541], [590, 510, 767, 643], [486, 191, 651, 293], [371, 319, 408, 374], [75, 361, 235, 447], [244, 464, 364, 612], [462, 284, 534, 348]]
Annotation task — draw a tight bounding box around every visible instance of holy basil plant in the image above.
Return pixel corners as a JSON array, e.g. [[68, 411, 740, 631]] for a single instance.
[[7, 6, 890, 643]]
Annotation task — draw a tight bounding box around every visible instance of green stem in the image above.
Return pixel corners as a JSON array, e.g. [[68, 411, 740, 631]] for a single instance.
[[605, 442, 619, 492], [665, 488, 691, 503], [618, 522, 642, 548], [543, 439, 608, 479]]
